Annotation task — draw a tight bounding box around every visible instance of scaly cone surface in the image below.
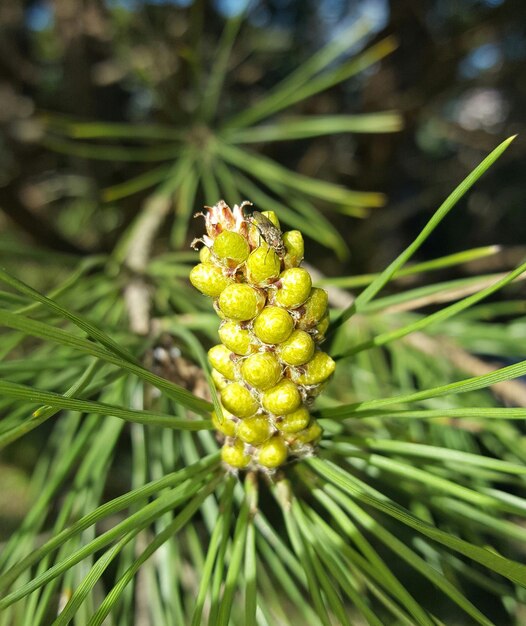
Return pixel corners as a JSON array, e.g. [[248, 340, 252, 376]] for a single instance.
[[190, 200, 335, 472]]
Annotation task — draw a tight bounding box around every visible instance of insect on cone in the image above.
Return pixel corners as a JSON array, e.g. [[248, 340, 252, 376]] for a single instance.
[[190, 200, 335, 472]]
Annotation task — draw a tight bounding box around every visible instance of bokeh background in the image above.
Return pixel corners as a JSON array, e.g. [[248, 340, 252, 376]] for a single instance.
[[1, 0, 525, 274]]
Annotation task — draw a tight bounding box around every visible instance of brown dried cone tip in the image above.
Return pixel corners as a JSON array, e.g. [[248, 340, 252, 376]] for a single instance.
[[190, 200, 335, 472]]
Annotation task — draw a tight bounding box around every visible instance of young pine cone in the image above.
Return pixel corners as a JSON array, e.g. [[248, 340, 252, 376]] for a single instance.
[[190, 200, 335, 472]]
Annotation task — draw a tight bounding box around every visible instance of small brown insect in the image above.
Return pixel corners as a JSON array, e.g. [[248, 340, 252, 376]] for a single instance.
[[248, 210, 287, 259]]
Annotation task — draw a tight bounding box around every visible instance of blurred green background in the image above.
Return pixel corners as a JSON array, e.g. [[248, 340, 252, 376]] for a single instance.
[[1, 0, 525, 275]]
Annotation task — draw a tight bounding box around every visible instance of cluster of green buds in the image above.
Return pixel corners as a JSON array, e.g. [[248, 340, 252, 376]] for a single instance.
[[190, 200, 335, 472]]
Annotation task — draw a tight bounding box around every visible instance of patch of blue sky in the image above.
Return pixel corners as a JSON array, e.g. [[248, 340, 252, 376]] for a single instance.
[[147, 0, 194, 5], [459, 42, 502, 79], [106, 0, 193, 8], [26, 1, 54, 32], [353, 0, 387, 33], [318, 0, 389, 54], [214, 0, 252, 18]]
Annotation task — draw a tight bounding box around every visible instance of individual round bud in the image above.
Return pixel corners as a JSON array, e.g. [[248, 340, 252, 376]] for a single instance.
[[211, 409, 237, 437], [211, 368, 229, 390], [276, 405, 311, 433], [283, 230, 304, 268], [276, 330, 315, 366], [315, 314, 330, 340], [190, 263, 231, 298], [208, 344, 236, 380], [258, 435, 288, 468], [237, 416, 272, 445], [275, 268, 312, 309], [253, 306, 294, 344], [246, 245, 281, 286], [221, 439, 250, 468], [291, 351, 336, 386], [296, 288, 329, 329], [240, 352, 282, 391], [218, 321, 253, 356], [218, 284, 265, 321], [212, 230, 250, 265], [261, 379, 301, 415], [221, 383, 259, 418], [294, 420, 323, 444], [199, 246, 212, 263]]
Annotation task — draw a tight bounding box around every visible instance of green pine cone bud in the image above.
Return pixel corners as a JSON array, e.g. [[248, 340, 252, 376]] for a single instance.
[[290, 420, 323, 445], [189, 200, 335, 472], [296, 287, 329, 330], [257, 435, 288, 468], [218, 284, 265, 321], [240, 352, 282, 391], [208, 344, 237, 380], [276, 329, 315, 366], [221, 382, 259, 418], [246, 245, 281, 285], [212, 230, 250, 265], [221, 439, 250, 468], [211, 409, 238, 437], [218, 321, 254, 356], [237, 416, 272, 445], [253, 306, 294, 344], [290, 351, 336, 386], [261, 379, 302, 415], [282, 230, 304, 269], [211, 368, 229, 390], [276, 405, 311, 433], [190, 263, 231, 297], [199, 246, 212, 263], [274, 268, 312, 309]]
